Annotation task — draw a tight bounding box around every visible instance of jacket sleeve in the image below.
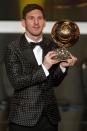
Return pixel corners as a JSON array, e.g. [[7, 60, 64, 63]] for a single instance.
[[47, 64, 68, 87], [5, 44, 48, 91]]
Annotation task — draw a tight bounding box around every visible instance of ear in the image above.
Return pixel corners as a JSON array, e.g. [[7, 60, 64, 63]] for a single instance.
[[21, 19, 25, 28], [43, 20, 46, 28]]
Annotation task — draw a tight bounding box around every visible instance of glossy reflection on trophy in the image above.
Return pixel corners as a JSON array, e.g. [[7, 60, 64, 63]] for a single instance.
[[51, 20, 80, 61]]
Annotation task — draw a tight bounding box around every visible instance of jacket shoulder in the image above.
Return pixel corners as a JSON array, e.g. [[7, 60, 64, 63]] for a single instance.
[[8, 36, 21, 49], [43, 34, 57, 49]]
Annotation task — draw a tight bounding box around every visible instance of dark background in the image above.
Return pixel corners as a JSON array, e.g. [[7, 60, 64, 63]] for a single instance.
[[0, 0, 87, 21]]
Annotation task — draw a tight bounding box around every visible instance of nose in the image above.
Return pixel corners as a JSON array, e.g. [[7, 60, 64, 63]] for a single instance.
[[34, 18, 39, 25]]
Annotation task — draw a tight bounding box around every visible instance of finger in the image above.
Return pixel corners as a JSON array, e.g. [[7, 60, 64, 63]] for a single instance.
[[47, 52, 58, 59], [69, 54, 77, 61]]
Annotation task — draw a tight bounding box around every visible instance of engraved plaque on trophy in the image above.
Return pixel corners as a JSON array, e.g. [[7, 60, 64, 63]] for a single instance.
[[51, 20, 80, 61]]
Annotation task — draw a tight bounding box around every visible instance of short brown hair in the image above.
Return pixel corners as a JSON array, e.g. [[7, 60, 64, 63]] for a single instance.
[[22, 4, 45, 19]]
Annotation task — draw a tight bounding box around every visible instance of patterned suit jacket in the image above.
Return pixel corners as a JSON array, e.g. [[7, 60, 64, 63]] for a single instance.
[[5, 34, 67, 126]]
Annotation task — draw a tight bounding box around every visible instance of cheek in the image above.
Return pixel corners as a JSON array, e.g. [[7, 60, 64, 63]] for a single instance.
[[25, 22, 32, 29], [40, 21, 45, 27]]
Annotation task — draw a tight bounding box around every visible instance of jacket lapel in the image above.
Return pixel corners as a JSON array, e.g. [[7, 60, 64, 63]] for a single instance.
[[19, 34, 38, 66]]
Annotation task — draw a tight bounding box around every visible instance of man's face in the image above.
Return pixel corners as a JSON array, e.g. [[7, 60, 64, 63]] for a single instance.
[[22, 9, 46, 37]]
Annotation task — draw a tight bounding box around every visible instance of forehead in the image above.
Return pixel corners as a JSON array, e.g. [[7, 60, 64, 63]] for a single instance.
[[26, 9, 44, 17]]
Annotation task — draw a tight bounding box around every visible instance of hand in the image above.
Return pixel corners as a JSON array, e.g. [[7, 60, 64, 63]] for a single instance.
[[60, 53, 77, 68], [42, 51, 59, 70]]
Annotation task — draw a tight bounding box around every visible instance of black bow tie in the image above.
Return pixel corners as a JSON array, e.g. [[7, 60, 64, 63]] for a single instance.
[[29, 41, 44, 49]]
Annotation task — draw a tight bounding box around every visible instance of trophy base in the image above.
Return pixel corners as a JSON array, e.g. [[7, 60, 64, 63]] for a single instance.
[[55, 47, 70, 61]]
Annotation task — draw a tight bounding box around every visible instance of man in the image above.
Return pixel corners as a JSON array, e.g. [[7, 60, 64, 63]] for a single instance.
[[5, 4, 77, 131]]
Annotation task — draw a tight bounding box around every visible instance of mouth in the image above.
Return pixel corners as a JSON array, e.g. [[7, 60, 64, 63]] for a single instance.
[[33, 25, 40, 28], [33, 27, 39, 29], [33, 27, 40, 32]]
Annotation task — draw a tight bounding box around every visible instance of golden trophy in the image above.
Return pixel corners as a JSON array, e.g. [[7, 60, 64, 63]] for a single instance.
[[51, 20, 80, 61]]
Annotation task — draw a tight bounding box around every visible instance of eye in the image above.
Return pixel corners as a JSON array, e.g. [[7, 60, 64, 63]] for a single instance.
[[38, 16, 43, 20], [27, 16, 34, 20]]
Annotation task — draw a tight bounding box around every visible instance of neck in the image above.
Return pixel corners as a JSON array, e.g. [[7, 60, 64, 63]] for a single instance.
[[25, 32, 42, 42]]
